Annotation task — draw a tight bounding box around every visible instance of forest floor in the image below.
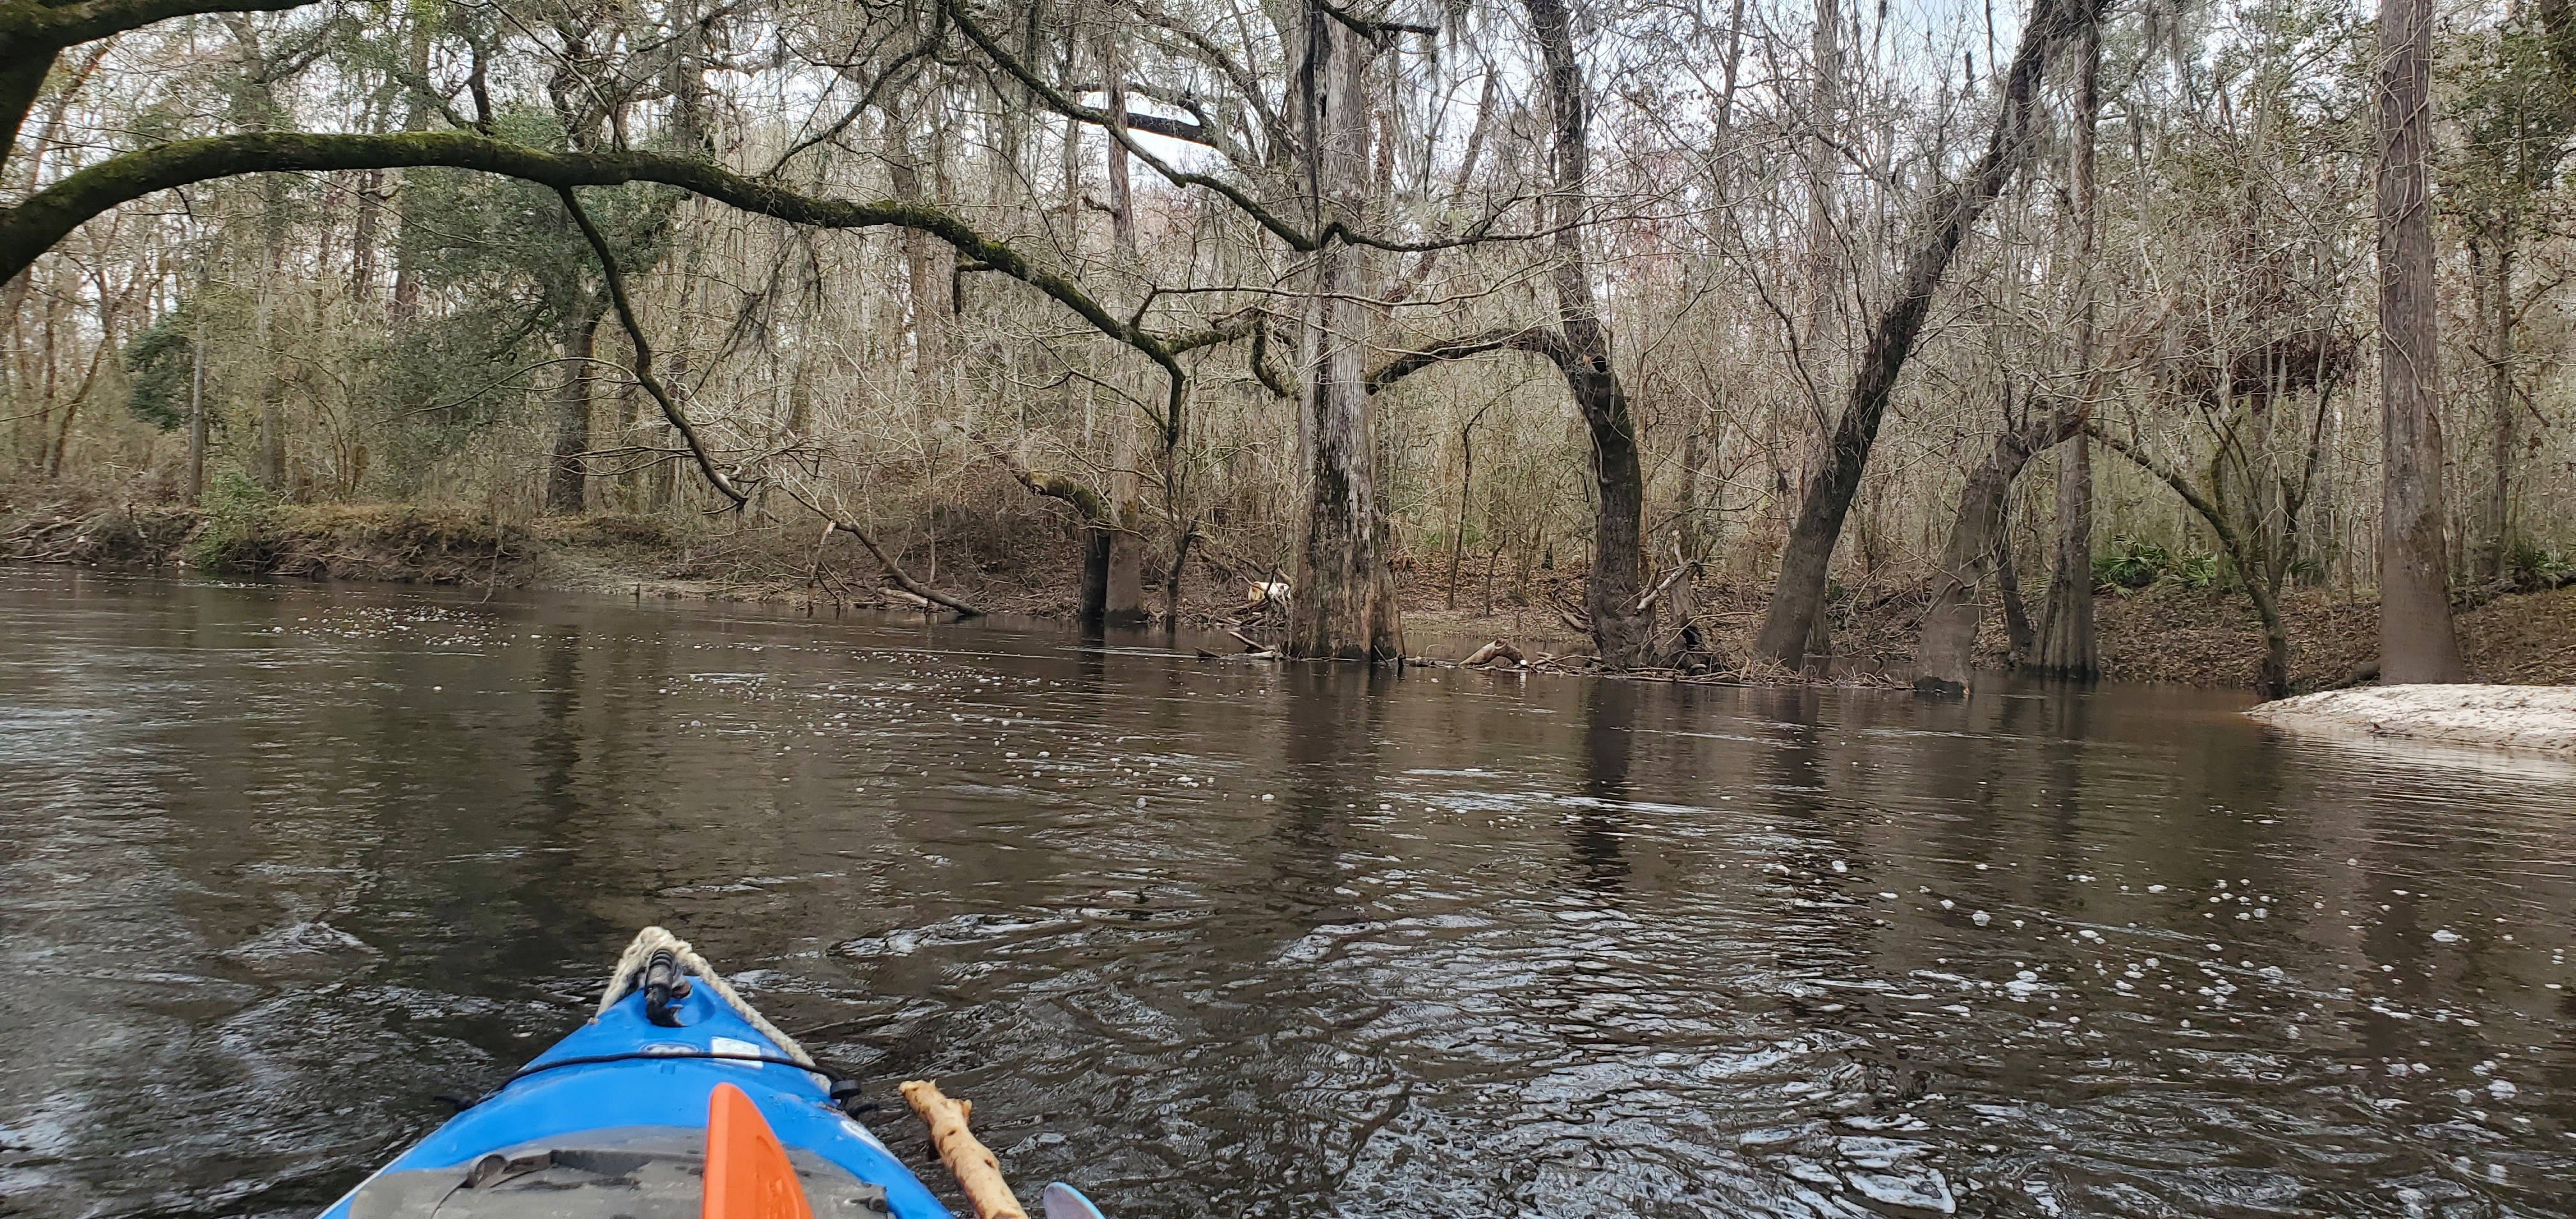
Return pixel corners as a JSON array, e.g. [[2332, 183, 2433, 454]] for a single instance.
[[6, 482, 2572, 692]]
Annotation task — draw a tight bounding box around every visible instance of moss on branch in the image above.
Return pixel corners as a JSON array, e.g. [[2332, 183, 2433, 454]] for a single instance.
[[1364, 326, 1574, 394], [0, 130, 1176, 366]]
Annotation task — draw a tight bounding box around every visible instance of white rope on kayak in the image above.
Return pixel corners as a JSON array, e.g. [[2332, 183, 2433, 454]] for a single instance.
[[596, 925, 817, 1068]]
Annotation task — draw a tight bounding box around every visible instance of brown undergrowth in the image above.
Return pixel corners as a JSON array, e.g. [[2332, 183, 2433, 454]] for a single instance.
[[2091, 583, 2576, 687]]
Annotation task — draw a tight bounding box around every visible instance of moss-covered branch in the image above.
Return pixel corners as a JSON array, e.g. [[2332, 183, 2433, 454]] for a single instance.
[[1364, 326, 1574, 394], [0, 128, 1250, 519], [0, 130, 1167, 360], [0, 0, 318, 166], [12, 0, 305, 47], [967, 429, 1108, 522]]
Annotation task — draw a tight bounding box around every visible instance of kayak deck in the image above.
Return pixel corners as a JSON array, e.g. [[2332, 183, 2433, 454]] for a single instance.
[[321, 940, 949, 1218]]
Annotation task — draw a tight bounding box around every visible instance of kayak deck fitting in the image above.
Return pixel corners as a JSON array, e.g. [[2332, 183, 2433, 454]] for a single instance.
[[319, 927, 1094, 1219]]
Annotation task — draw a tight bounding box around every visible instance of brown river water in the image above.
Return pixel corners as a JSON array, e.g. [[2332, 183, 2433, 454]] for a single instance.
[[1, 567, 2570, 1218]]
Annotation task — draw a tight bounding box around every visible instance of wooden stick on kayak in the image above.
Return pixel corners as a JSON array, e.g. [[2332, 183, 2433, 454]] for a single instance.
[[898, 1079, 1028, 1219]]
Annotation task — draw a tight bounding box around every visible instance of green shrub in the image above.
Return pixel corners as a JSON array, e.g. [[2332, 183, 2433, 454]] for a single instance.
[[187, 471, 277, 570], [122, 311, 195, 432], [2504, 536, 2565, 590], [2508, 537, 2573, 588], [2093, 535, 2224, 592], [2168, 550, 2221, 591], [2092, 536, 2169, 590]]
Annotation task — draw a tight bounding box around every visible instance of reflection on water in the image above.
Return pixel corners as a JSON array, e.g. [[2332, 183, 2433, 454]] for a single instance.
[[1, 567, 2570, 1218]]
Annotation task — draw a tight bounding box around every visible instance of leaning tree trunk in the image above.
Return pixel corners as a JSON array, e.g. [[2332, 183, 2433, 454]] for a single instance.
[[2089, 424, 2304, 698], [2035, 15, 2103, 679], [1754, 0, 2097, 669], [1525, 0, 1652, 668], [1287, 1, 1402, 663], [2375, 0, 2468, 683], [546, 310, 600, 514], [2247, 572, 2292, 698], [1914, 408, 2080, 693]]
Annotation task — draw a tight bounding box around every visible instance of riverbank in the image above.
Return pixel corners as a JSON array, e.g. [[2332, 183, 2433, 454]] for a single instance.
[[2250, 684, 2576, 752], [7, 486, 2573, 691]]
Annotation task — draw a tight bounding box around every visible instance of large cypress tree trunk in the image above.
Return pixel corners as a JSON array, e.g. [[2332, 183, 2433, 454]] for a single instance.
[[1754, 0, 2096, 670], [2035, 15, 2103, 678], [1574, 367, 1652, 666], [1287, 2, 1402, 663], [2375, 0, 2468, 682]]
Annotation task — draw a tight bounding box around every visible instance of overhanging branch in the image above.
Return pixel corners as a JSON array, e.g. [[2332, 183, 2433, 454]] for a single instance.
[[2087, 421, 2248, 560], [1364, 326, 1575, 394], [12, 0, 314, 52], [965, 429, 1109, 522], [0, 128, 1251, 521], [0, 131, 1159, 359]]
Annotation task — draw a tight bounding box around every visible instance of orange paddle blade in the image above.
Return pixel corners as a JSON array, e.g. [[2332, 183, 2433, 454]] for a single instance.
[[703, 1082, 814, 1219]]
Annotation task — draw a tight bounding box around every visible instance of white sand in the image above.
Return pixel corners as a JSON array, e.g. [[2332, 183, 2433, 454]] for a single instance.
[[2248, 684, 2576, 753]]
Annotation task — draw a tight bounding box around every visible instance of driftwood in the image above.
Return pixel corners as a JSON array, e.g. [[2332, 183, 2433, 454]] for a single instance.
[[1632, 559, 1692, 614], [1196, 647, 1282, 662], [898, 1080, 1027, 1219], [1461, 640, 1524, 668]]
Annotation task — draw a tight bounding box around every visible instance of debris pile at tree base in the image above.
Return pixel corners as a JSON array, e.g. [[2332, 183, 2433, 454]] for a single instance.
[[2248, 684, 2576, 753]]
